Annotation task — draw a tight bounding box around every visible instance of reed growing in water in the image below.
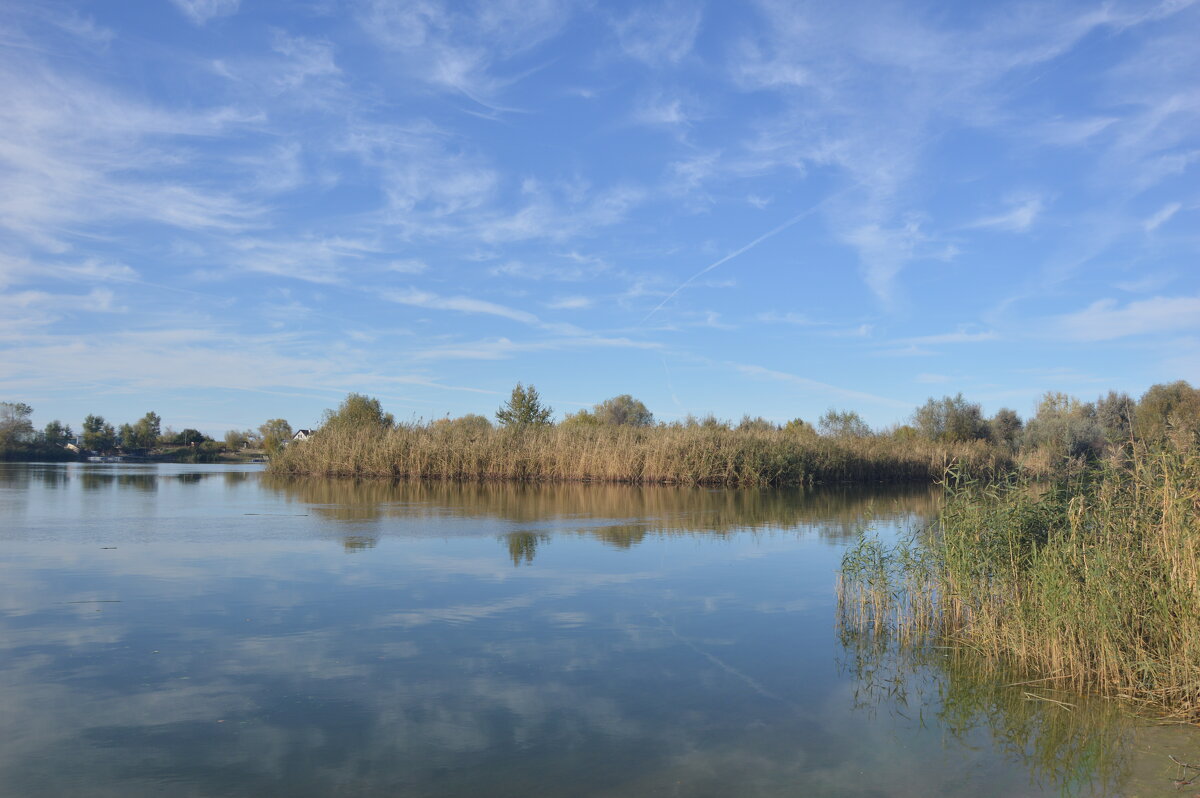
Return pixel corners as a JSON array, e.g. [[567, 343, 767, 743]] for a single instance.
[[839, 443, 1200, 719], [267, 422, 1010, 486]]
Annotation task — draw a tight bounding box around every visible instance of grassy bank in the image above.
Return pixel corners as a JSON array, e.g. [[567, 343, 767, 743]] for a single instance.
[[839, 444, 1200, 719], [267, 423, 1010, 486]]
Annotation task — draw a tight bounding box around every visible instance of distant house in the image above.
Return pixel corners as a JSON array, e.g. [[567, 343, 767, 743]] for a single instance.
[[293, 429, 314, 442]]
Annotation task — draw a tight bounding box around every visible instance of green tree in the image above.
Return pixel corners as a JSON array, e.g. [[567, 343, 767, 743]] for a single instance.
[[433, 414, 493, 436], [176, 429, 208, 446], [127, 411, 162, 449], [0, 402, 36, 453], [259, 419, 293, 455], [988, 408, 1023, 450], [818, 409, 871, 437], [912, 394, 988, 442], [321, 393, 394, 432], [559, 409, 599, 427], [224, 429, 257, 450], [82, 414, 116, 452], [496, 383, 553, 427], [688, 413, 730, 430], [592, 394, 653, 427], [783, 418, 816, 437], [1094, 391, 1135, 444], [43, 420, 74, 446], [1022, 392, 1104, 461], [736, 415, 776, 432], [1136, 381, 1200, 444]]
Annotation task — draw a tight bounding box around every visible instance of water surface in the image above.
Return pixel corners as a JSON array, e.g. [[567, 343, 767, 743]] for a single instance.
[[0, 463, 1194, 796]]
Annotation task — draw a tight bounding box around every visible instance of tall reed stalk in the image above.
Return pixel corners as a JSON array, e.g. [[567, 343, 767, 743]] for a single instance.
[[840, 444, 1200, 719]]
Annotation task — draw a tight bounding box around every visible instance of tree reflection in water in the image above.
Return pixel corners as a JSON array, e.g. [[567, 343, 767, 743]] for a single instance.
[[505, 531, 548, 566], [260, 476, 940, 561]]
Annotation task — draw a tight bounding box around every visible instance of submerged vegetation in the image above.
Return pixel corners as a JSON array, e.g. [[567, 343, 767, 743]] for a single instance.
[[839, 442, 1200, 720]]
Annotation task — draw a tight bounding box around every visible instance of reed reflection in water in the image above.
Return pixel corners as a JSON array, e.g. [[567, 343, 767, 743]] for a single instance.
[[260, 476, 940, 558], [838, 628, 1132, 797]]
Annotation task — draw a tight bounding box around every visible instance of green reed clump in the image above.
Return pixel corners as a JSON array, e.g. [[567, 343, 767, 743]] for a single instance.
[[267, 422, 1010, 486], [841, 444, 1200, 719]]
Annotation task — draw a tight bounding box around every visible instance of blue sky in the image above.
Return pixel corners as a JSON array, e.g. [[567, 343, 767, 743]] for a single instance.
[[2, 0, 1198, 435]]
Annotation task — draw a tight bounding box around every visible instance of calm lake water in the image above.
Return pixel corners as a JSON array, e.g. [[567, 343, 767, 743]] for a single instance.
[[1, 462, 1195, 797]]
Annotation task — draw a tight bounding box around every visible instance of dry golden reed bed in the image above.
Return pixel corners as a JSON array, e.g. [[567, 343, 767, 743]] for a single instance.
[[267, 423, 1010, 486]]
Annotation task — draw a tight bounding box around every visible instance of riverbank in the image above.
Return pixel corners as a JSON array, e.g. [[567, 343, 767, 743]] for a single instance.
[[266, 423, 1011, 485], [0, 447, 264, 465]]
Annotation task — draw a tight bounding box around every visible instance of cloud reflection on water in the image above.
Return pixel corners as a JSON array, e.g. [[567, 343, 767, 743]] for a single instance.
[[2, 464, 1180, 797]]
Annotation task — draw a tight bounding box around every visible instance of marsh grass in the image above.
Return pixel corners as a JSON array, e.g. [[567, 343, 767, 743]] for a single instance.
[[268, 423, 1008, 486], [840, 445, 1200, 719]]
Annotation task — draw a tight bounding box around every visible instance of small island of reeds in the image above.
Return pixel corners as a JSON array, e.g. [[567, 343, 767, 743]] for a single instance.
[[267, 387, 1013, 485]]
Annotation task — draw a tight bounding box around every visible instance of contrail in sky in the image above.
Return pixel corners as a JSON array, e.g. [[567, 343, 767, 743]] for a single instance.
[[640, 200, 829, 324]]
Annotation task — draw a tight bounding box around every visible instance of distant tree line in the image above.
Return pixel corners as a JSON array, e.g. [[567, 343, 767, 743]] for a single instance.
[[0, 402, 311, 462], [280, 380, 1200, 454], [7, 379, 1200, 471]]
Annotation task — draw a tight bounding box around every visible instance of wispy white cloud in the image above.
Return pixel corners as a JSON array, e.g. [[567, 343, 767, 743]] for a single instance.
[[268, 30, 341, 92], [0, 287, 123, 323], [384, 288, 541, 325], [212, 30, 344, 107], [756, 311, 824, 326], [2, 0, 1198, 431], [547, 296, 591, 310], [356, 0, 569, 104], [1115, 271, 1172, 293], [412, 335, 660, 361], [722, 0, 1197, 303], [0, 51, 264, 252], [1143, 201, 1182, 231], [841, 220, 927, 304], [232, 237, 380, 284], [968, 195, 1045, 232], [631, 93, 693, 128], [388, 259, 429, 274], [826, 323, 873, 338], [43, 10, 114, 46], [1058, 294, 1200, 341], [170, 0, 241, 26], [611, 1, 703, 66], [1028, 116, 1118, 147], [475, 183, 645, 244], [731, 362, 909, 408], [0, 327, 337, 395], [488, 255, 606, 281], [897, 329, 1000, 345]]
